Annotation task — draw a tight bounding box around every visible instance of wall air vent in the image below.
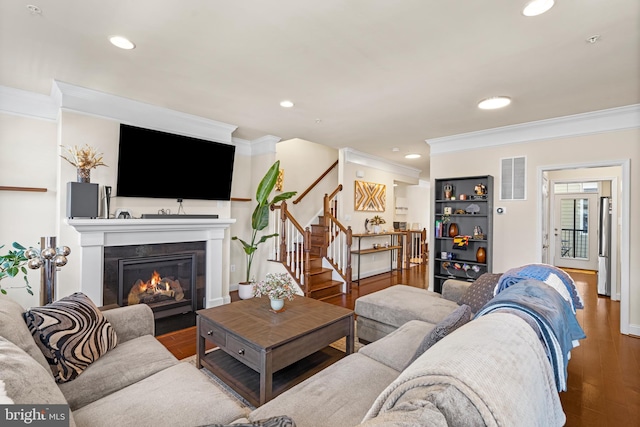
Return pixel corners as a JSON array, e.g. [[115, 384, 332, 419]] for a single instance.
[[500, 156, 526, 200]]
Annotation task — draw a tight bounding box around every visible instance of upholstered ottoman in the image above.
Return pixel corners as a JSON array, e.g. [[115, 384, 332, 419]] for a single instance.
[[355, 283, 468, 343]]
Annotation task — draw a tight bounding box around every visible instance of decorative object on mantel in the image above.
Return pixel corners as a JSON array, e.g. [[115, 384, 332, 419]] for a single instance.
[[232, 161, 297, 283], [354, 180, 386, 212], [60, 144, 108, 183], [254, 272, 296, 312], [0, 242, 32, 296], [26, 237, 71, 305]]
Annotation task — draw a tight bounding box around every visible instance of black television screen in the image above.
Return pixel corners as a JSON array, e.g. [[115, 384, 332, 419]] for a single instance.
[[116, 124, 235, 200]]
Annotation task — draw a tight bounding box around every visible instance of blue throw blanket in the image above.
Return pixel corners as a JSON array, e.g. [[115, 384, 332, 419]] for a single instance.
[[494, 263, 584, 313], [476, 279, 586, 392]]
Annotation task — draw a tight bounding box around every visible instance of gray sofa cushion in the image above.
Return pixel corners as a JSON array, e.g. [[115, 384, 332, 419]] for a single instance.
[[0, 336, 69, 405], [59, 334, 178, 410], [72, 362, 249, 427], [249, 353, 400, 427], [412, 305, 472, 362], [355, 285, 458, 328], [24, 292, 118, 383], [359, 320, 435, 372], [0, 293, 51, 373], [459, 273, 503, 313]]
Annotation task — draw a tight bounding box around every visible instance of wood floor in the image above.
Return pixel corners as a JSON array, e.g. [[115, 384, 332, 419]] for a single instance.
[[157, 265, 640, 426]]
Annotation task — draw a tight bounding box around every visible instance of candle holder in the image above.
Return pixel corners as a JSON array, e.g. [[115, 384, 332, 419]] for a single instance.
[[26, 237, 71, 305]]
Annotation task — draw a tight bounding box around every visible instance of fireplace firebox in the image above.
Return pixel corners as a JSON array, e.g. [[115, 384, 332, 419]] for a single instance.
[[118, 254, 197, 319], [103, 241, 206, 335]]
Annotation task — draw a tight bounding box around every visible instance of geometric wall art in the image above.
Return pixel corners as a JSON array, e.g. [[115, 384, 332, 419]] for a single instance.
[[354, 180, 386, 212]]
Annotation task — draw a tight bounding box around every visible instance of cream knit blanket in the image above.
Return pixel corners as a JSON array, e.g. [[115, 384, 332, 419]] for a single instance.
[[362, 313, 565, 427]]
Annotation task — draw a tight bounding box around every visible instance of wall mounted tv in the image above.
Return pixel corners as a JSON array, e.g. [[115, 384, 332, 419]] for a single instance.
[[116, 124, 235, 201]]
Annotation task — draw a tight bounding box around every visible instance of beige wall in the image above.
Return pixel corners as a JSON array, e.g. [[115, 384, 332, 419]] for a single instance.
[[430, 128, 639, 330], [276, 138, 339, 226], [0, 113, 58, 308]]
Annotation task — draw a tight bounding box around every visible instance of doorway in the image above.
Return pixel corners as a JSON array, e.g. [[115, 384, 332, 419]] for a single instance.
[[537, 161, 630, 335], [552, 192, 598, 271]]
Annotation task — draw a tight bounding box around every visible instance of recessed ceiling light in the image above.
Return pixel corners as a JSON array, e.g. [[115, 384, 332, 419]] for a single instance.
[[522, 0, 555, 17], [26, 5, 42, 15], [109, 36, 135, 50], [586, 35, 601, 44], [478, 96, 512, 110], [405, 154, 421, 159], [392, 147, 400, 152], [280, 100, 294, 108]]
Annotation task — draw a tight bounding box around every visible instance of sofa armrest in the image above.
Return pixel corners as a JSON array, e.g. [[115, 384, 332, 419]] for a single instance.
[[441, 279, 472, 305], [102, 304, 154, 343]]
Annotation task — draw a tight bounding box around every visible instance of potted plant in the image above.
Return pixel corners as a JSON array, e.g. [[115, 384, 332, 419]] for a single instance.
[[253, 272, 297, 311], [0, 242, 33, 295], [232, 160, 296, 298]]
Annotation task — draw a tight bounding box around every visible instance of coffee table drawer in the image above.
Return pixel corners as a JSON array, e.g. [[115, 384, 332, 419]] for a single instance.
[[199, 317, 226, 344], [226, 334, 260, 370]]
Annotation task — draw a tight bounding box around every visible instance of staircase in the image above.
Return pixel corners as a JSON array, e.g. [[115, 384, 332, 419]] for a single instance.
[[306, 217, 343, 300]]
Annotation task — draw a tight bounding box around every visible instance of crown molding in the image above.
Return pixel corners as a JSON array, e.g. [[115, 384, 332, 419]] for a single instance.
[[342, 147, 422, 179], [427, 104, 640, 155], [51, 81, 238, 144], [0, 85, 58, 121], [251, 135, 281, 156]]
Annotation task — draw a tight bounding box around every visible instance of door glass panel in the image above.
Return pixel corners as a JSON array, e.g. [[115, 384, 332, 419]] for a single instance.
[[560, 198, 589, 259]]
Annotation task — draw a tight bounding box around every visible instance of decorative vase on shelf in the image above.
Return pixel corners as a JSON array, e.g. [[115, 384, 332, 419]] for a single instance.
[[237, 282, 254, 300], [270, 298, 285, 311], [448, 223, 459, 238], [373, 225, 381, 234], [476, 247, 487, 264], [77, 168, 91, 183]]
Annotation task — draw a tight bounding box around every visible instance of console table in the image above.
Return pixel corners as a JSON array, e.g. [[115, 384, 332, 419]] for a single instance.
[[351, 232, 406, 284]]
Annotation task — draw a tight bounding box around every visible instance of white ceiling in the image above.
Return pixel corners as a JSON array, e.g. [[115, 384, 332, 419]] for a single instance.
[[1, 1, 639, 178]]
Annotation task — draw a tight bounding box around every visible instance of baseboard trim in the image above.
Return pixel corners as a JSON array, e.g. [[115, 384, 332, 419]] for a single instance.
[[627, 324, 640, 338]]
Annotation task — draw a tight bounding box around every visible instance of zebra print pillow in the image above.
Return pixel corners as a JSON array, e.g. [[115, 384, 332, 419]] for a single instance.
[[24, 292, 118, 383]]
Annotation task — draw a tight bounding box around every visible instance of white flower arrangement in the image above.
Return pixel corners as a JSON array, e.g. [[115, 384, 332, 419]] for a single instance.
[[254, 272, 297, 301]]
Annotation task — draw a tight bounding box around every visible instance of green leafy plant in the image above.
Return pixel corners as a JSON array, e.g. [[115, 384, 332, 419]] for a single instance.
[[0, 242, 33, 295], [232, 161, 297, 283]]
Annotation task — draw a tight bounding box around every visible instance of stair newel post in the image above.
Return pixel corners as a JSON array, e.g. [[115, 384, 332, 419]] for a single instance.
[[278, 202, 287, 263], [303, 227, 311, 296], [346, 226, 353, 294], [421, 227, 428, 264]]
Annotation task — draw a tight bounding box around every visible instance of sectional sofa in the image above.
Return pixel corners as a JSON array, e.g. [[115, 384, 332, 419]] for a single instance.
[[1, 269, 576, 426]]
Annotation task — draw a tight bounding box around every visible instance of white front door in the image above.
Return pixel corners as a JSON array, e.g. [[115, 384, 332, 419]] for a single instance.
[[552, 193, 598, 270]]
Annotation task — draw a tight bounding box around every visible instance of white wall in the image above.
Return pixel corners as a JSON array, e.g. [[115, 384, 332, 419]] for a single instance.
[[430, 128, 639, 333]]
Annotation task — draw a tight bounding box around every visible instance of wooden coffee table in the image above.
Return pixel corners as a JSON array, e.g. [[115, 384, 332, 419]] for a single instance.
[[196, 295, 354, 407]]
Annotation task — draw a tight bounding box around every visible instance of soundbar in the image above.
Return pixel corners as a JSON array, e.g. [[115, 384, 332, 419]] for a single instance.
[[141, 214, 219, 219]]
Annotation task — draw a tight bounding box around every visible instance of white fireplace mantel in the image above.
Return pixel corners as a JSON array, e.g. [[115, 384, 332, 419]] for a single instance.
[[66, 218, 235, 307]]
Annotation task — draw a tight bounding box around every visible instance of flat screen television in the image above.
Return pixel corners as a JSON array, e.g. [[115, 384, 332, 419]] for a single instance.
[[116, 124, 235, 200]]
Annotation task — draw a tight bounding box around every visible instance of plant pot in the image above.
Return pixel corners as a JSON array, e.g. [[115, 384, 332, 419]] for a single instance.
[[476, 247, 487, 264], [270, 298, 284, 311], [373, 225, 381, 234], [238, 282, 254, 300], [448, 223, 459, 237]]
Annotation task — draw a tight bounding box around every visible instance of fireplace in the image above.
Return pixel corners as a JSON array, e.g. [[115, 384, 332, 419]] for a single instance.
[[104, 241, 206, 334], [118, 254, 197, 319]]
